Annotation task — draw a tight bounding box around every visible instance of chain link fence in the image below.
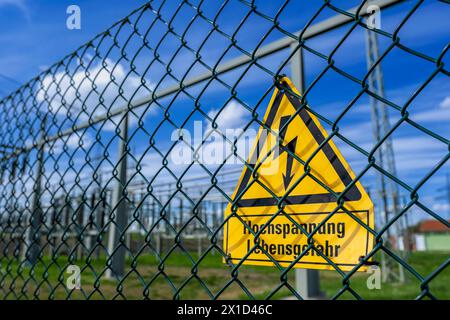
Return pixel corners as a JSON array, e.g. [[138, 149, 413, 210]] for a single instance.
[[0, 0, 449, 299]]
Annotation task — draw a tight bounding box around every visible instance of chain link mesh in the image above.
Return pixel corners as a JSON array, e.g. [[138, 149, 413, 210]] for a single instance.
[[0, 0, 449, 300]]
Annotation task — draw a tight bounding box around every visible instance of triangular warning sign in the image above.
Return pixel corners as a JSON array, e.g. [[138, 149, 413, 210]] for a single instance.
[[224, 77, 374, 272]]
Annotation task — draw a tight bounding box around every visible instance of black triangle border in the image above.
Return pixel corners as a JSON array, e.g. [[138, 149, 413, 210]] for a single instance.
[[235, 86, 362, 207]]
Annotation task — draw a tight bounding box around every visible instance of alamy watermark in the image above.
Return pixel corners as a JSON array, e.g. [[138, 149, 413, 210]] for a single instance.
[[366, 266, 382, 290], [66, 265, 81, 290], [66, 5, 81, 30], [366, 4, 381, 30], [170, 121, 293, 175]]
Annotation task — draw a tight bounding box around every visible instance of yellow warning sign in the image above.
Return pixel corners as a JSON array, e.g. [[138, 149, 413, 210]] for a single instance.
[[223, 77, 374, 271]]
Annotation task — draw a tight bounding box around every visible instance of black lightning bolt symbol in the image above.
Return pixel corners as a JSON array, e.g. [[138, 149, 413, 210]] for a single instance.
[[274, 116, 297, 191]]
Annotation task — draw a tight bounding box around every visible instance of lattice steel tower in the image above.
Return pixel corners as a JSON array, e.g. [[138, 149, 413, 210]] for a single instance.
[[365, 27, 408, 283]]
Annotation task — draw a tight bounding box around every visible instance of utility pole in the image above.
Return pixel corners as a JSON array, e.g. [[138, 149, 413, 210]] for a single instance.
[[435, 173, 450, 220], [447, 174, 450, 220], [24, 115, 47, 266], [291, 43, 324, 299], [106, 112, 129, 279], [365, 27, 406, 283]]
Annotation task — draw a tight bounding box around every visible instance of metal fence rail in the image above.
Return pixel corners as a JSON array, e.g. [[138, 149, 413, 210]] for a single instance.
[[0, 0, 449, 300]]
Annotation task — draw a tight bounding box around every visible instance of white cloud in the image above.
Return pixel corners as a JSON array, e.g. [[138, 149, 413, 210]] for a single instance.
[[0, 0, 26, 10], [47, 134, 93, 154], [36, 58, 155, 131], [133, 102, 257, 185], [195, 100, 256, 169], [0, 0, 30, 21], [401, 94, 450, 123], [432, 203, 450, 213], [23, 133, 93, 155], [411, 108, 450, 123], [439, 96, 450, 109], [337, 121, 373, 144], [391, 136, 443, 154], [337, 128, 446, 175], [206, 101, 249, 133]]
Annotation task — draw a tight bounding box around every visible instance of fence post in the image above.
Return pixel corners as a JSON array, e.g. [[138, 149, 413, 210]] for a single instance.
[[106, 112, 129, 279], [290, 44, 324, 299], [179, 197, 183, 229], [23, 115, 47, 266], [76, 194, 85, 260]]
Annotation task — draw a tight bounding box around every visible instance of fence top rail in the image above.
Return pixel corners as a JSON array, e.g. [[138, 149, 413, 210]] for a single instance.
[[0, 0, 402, 160]]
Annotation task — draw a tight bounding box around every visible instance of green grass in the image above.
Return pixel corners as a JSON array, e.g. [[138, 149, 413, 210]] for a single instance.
[[253, 251, 450, 300], [0, 250, 448, 300]]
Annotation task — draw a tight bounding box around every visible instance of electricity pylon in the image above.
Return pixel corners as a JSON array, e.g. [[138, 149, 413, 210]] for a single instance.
[[365, 28, 407, 283]]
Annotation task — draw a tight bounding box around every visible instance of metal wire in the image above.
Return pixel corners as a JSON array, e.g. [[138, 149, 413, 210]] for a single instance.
[[0, 0, 449, 300]]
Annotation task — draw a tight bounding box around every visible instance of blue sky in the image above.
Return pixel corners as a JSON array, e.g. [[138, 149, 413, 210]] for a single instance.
[[0, 0, 150, 89], [0, 0, 449, 227]]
